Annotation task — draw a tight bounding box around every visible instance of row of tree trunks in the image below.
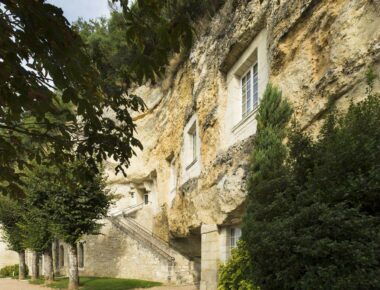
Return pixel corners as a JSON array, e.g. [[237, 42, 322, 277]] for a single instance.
[[17, 242, 79, 290], [18, 245, 55, 282], [18, 250, 26, 280]]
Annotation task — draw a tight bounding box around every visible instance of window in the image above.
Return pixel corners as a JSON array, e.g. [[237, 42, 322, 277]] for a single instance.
[[78, 243, 84, 268], [144, 193, 149, 205], [241, 63, 259, 117], [225, 29, 268, 148], [168, 157, 176, 204], [227, 227, 242, 259], [182, 114, 201, 182], [230, 228, 237, 248], [59, 245, 64, 267], [188, 122, 197, 164], [130, 192, 134, 199]]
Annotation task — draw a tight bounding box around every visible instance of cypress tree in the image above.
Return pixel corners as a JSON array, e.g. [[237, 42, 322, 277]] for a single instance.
[[242, 83, 293, 289]]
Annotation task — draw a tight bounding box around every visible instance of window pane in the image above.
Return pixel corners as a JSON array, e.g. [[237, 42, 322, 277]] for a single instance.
[[246, 70, 252, 114], [192, 130, 197, 161], [253, 63, 258, 108], [230, 228, 236, 248], [242, 75, 247, 116], [242, 70, 252, 117]]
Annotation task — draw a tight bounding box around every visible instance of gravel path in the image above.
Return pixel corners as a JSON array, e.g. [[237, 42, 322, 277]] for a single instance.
[[0, 278, 52, 290]]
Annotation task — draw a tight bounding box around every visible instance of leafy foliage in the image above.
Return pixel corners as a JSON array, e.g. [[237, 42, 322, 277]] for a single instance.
[[243, 76, 380, 289], [242, 83, 292, 289], [74, 0, 223, 93], [0, 0, 224, 195], [0, 195, 25, 252], [25, 160, 113, 245], [218, 241, 258, 290], [0, 0, 144, 193], [0, 264, 28, 278]]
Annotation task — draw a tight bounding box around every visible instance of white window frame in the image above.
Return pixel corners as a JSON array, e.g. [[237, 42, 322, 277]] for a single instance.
[[188, 122, 197, 165], [224, 29, 268, 149], [181, 114, 202, 183], [227, 227, 242, 259], [241, 62, 259, 118]]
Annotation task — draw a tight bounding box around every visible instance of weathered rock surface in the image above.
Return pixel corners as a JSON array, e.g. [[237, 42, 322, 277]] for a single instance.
[[105, 0, 380, 241]]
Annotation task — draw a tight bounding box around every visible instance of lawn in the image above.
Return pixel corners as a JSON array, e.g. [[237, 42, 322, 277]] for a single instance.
[[44, 276, 162, 290]]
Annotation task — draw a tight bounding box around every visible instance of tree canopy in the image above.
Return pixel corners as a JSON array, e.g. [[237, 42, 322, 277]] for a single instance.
[[0, 0, 224, 196]]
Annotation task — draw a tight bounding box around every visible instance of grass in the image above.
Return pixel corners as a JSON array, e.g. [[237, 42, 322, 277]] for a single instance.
[[29, 277, 45, 285], [45, 276, 162, 290]]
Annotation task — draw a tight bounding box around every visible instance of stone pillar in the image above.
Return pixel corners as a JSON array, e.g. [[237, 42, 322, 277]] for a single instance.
[[200, 224, 220, 290]]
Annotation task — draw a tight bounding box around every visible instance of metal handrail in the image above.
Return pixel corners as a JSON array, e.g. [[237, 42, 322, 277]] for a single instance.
[[126, 217, 168, 244], [125, 217, 193, 261], [108, 216, 175, 262]]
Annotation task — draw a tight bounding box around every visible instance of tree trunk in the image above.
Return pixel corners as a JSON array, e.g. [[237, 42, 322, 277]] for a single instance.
[[18, 250, 26, 280], [52, 239, 59, 275], [67, 244, 79, 290], [43, 247, 54, 282], [31, 251, 39, 281]]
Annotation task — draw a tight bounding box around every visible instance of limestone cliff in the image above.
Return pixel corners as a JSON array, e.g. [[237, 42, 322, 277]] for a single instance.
[[105, 0, 380, 240]]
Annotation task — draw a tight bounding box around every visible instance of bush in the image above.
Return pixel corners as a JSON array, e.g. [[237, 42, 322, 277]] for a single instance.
[[218, 241, 258, 290], [244, 76, 380, 289], [0, 264, 28, 278]]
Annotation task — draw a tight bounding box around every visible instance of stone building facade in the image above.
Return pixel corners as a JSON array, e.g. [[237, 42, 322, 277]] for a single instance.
[[2, 0, 380, 289]]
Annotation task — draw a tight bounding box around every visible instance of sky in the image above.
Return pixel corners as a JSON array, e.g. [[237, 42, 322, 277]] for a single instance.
[[47, 0, 111, 22]]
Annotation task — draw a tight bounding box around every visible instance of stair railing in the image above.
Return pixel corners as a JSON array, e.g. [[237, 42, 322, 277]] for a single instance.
[[108, 216, 175, 263]]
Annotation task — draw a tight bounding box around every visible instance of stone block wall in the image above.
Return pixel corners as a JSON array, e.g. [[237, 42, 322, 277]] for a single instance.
[[81, 220, 171, 283], [200, 225, 220, 290]]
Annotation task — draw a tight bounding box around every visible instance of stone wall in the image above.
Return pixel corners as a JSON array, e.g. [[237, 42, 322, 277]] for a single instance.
[[81, 220, 171, 282]]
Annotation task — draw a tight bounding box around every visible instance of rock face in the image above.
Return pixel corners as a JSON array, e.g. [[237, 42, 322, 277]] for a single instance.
[[79, 0, 380, 288], [106, 0, 380, 234]]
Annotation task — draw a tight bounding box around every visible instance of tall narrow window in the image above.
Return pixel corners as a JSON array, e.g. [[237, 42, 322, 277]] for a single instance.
[[188, 122, 197, 164], [241, 62, 259, 117], [183, 114, 201, 180], [59, 245, 64, 267], [78, 243, 84, 268], [227, 227, 242, 259], [144, 193, 149, 205], [168, 158, 176, 202]]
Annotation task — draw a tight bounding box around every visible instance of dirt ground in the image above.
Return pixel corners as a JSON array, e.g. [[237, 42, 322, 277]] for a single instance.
[[0, 278, 51, 290]]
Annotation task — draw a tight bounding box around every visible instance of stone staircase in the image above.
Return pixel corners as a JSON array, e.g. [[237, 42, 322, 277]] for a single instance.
[[108, 215, 198, 285]]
